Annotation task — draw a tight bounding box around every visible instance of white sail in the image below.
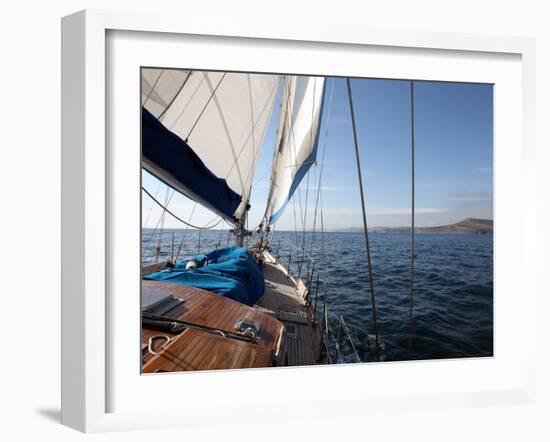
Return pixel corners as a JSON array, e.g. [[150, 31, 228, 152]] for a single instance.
[[264, 76, 325, 226], [142, 68, 280, 221], [141, 69, 192, 118]]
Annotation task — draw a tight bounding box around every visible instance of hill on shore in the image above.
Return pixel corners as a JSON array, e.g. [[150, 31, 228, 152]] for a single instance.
[[335, 218, 493, 234]]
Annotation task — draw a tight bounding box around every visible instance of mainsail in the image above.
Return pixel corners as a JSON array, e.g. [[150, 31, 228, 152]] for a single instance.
[[142, 69, 280, 223], [263, 76, 326, 226]]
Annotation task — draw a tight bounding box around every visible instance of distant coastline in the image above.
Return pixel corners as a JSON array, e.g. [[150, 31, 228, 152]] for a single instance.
[[143, 218, 494, 235], [331, 218, 493, 235]]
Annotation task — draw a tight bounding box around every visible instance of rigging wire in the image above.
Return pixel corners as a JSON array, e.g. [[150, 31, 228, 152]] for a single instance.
[[299, 78, 318, 261], [168, 72, 208, 131], [301, 169, 310, 265], [260, 81, 284, 229], [185, 72, 227, 142], [142, 186, 223, 230], [346, 78, 381, 361], [310, 164, 319, 256], [157, 71, 193, 121], [173, 201, 198, 262], [143, 179, 162, 228], [143, 187, 176, 254], [309, 78, 335, 258], [142, 69, 164, 108], [218, 222, 225, 247], [319, 186, 326, 274], [408, 81, 416, 350], [284, 76, 305, 228], [247, 74, 257, 184], [155, 187, 172, 260], [292, 193, 299, 244]]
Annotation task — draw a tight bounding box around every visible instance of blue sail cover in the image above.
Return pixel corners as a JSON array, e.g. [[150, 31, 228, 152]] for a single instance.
[[142, 107, 242, 219], [144, 247, 265, 306]]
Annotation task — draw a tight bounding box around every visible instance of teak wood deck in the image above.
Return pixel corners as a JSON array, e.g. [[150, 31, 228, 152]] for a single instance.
[[141, 281, 284, 372], [144, 328, 273, 372]]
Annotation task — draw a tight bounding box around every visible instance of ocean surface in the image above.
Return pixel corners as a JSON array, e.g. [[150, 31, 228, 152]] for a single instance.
[[142, 229, 493, 363]]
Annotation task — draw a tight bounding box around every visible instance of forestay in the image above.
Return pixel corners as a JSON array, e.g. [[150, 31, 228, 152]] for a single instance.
[[142, 69, 280, 223], [263, 76, 326, 226]]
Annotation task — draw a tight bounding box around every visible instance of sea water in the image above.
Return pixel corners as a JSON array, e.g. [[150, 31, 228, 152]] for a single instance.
[[142, 229, 493, 363]]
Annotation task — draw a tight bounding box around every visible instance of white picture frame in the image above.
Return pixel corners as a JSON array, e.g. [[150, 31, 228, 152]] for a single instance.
[[61, 9, 537, 433]]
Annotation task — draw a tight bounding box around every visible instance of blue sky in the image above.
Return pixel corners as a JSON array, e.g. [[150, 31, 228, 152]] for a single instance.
[[142, 76, 493, 230]]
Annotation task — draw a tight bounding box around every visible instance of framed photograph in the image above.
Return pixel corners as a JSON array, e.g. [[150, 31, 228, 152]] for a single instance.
[[61, 9, 537, 432]]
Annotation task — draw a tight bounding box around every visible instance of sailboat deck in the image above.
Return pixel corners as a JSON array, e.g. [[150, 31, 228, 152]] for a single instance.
[[255, 254, 322, 366]]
